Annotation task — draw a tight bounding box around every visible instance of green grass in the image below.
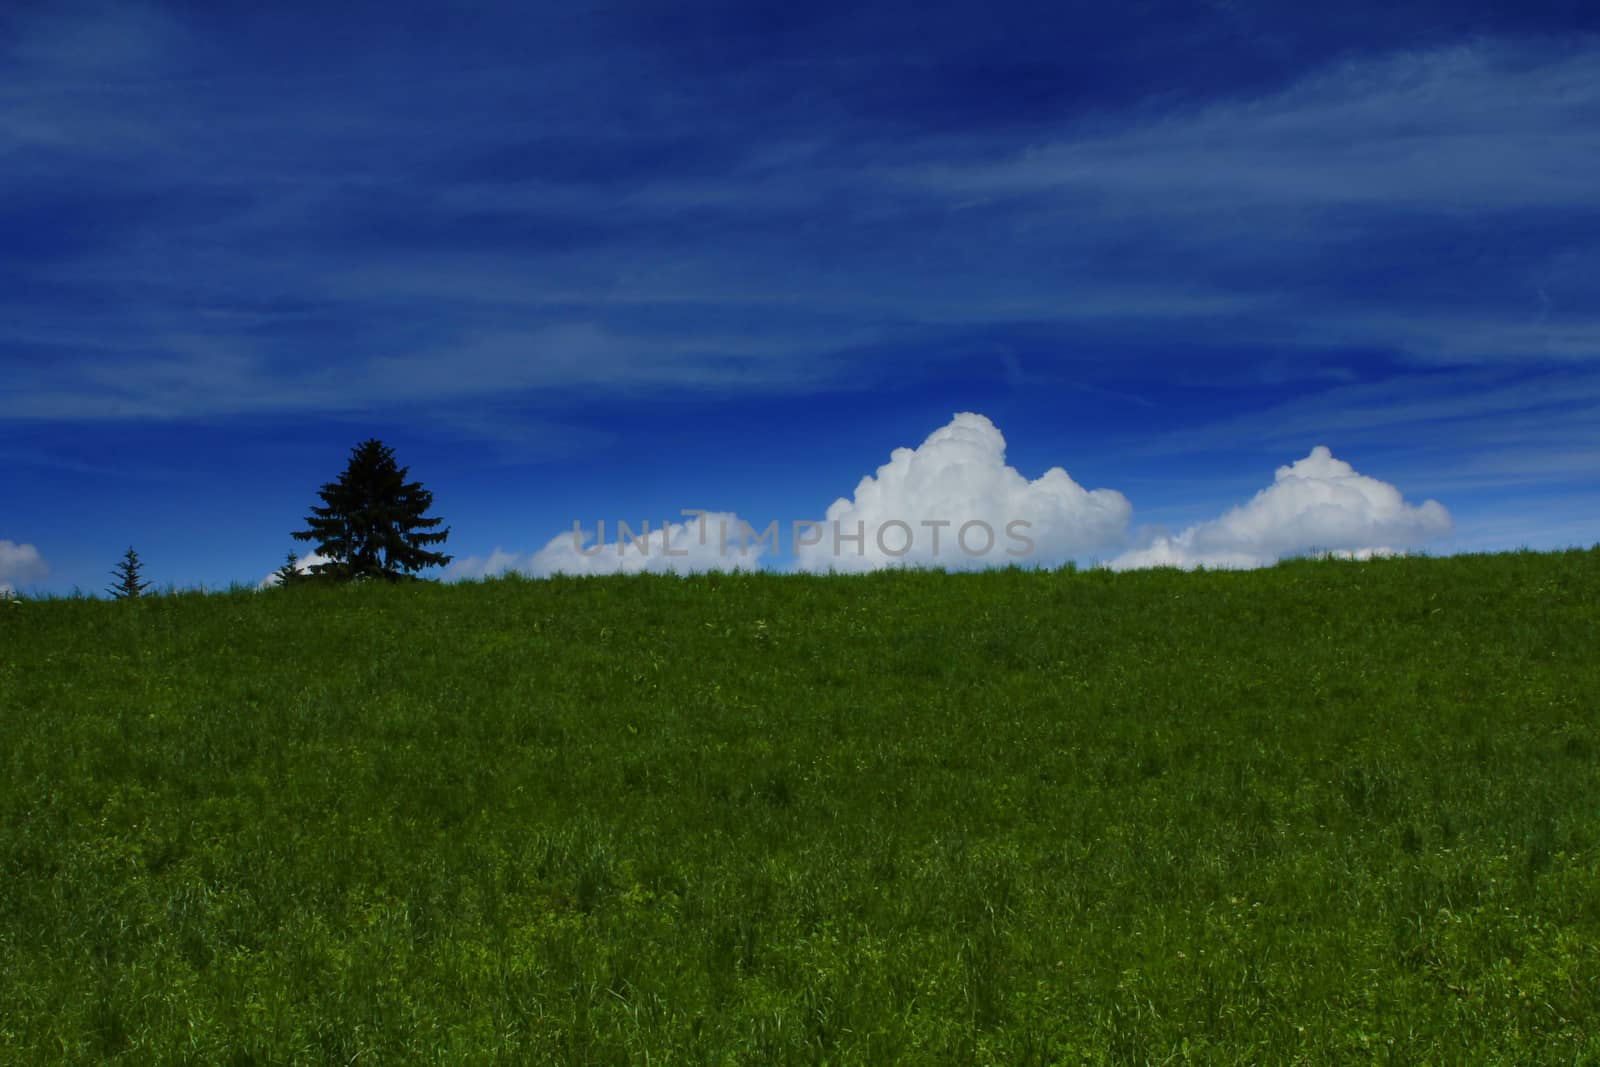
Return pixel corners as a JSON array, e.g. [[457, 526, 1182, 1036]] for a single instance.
[[2, 549, 1598, 1064]]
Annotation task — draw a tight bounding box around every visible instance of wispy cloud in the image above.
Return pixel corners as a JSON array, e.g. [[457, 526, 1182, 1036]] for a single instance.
[[882, 39, 1600, 362], [1132, 364, 1600, 493], [897, 44, 1600, 212], [1145, 365, 1600, 444], [5, 6, 1598, 429]]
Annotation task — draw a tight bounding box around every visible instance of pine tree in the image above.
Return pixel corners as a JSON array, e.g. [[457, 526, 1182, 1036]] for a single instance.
[[293, 439, 452, 582], [107, 547, 151, 599], [273, 551, 306, 587]]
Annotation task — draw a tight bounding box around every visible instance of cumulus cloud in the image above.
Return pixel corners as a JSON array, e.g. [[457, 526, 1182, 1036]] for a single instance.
[[0, 539, 49, 595], [448, 512, 769, 579], [795, 412, 1131, 572], [1110, 446, 1452, 570], [257, 551, 332, 588], [429, 421, 1453, 581]]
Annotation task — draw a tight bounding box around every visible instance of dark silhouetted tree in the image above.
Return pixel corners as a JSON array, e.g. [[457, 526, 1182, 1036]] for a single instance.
[[107, 546, 150, 599], [273, 551, 307, 587], [293, 439, 452, 582]]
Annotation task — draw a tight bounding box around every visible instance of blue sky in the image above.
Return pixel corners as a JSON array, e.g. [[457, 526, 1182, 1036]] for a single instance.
[[3, 0, 1597, 593]]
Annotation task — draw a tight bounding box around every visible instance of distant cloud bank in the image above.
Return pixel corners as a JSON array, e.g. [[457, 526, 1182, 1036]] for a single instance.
[[434, 412, 1453, 579], [0, 540, 49, 595], [445, 511, 767, 580]]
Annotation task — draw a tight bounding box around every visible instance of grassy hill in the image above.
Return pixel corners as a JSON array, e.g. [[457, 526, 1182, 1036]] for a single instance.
[[3, 550, 1597, 1063]]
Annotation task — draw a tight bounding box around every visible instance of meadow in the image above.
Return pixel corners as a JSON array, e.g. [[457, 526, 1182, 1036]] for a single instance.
[[2, 549, 1597, 1064]]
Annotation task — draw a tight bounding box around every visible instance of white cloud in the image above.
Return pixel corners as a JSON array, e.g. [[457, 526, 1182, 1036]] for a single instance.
[[257, 551, 332, 588], [794, 412, 1131, 572], [429, 422, 1458, 581], [0, 539, 49, 595], [1111, 446, 1452, 570], [443, 547, 527, 582], [447, 512, 769, 579]]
